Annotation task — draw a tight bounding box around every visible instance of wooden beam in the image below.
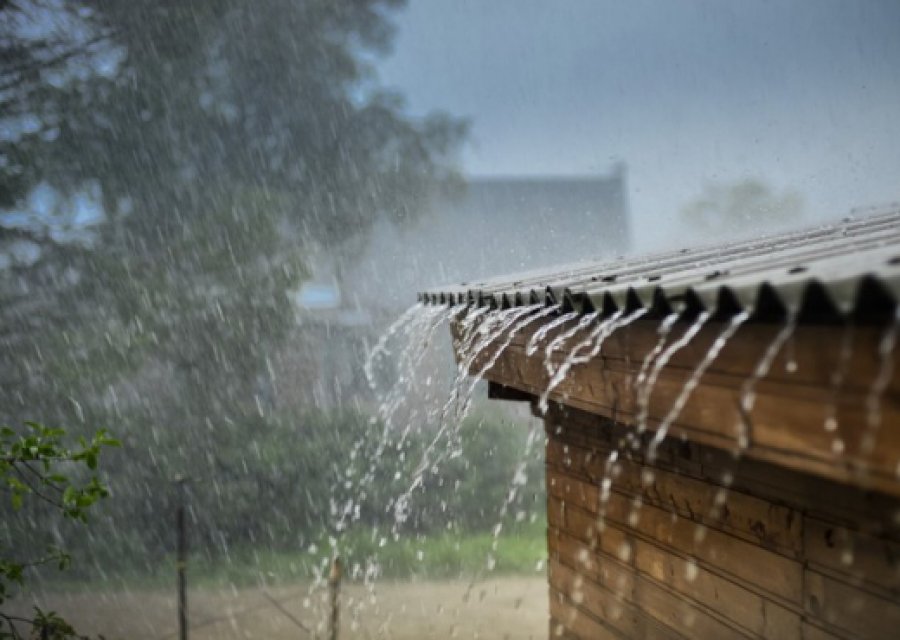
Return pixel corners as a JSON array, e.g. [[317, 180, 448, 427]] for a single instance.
[[454, 314, 900, 497]]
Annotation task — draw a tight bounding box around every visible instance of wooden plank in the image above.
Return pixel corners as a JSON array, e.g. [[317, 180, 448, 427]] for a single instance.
[[490, 317, 899, 396], [549, 524, 637, 595], [468, 317, 900, 495], [630, 536, 802, 638], [800, 622, 848, 640], [551, 527, 802, 638], [541, 403, 900, 639], [546, 437, 805, 556], [546, 401, 900, 532], [805, 569, 900, 638], [696, 441, 900, 533], [551, 540, 752, 639], [549, 561, 686, 640], [549, 591, 629, 640], [804, 516, 900, 597], [548, 483, 805, 603]]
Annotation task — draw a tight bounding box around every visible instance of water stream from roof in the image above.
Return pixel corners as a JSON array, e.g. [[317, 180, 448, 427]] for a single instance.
[[355, 295, 900, 631], [680, 311, 802, 558], [393, 304, 542, 531], [583, 311, 675, 536], [526, 311, 580, 356], [538, 309, 629, 415], [543, 311, 601, 374], [861, 308, 900, 465], [569, 308, 649, 368], [647, 310, 750, 461], [456, 304, 559, 422], [637, 311, 712, 447], [368, 303, 456, 455], [339, 303, 454, 533], [824, 322, 856, 435], [736, 313, 797, 450]]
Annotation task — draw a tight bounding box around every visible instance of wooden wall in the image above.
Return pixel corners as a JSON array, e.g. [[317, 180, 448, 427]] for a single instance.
[[544, 402, 900, 639], [465, 316, 900, 498]]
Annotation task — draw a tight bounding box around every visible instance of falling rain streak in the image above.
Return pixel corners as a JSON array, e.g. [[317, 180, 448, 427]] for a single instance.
[[364, 291, 900, 616]]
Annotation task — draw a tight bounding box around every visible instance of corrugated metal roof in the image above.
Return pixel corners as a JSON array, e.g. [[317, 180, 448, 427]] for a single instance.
[[418, 207, 900, 323]]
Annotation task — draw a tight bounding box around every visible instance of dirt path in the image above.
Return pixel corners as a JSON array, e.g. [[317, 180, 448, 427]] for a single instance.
[[12, 577, 548, 639]]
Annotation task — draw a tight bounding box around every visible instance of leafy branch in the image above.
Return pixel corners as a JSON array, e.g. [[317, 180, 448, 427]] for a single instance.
[[1, 422, 119, 639]]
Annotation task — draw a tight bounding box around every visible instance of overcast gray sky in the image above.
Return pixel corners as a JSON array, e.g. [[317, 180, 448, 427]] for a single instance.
[[376, 0, 900, 250]]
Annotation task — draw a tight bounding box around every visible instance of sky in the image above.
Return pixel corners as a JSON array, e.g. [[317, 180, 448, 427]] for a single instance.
[[375, 0, 900, 251]]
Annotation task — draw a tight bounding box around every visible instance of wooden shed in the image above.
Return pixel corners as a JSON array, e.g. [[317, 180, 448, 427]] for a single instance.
[[420, 209, 900, 639]]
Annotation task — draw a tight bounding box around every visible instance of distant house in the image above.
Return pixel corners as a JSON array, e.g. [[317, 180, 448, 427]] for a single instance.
[[277, 166, 631, 410], [433, 166, 631, 282], [347, 164, 631, 313]]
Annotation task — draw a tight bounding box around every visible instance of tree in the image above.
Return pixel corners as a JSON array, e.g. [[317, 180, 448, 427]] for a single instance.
[[680, 179, 803, 238], [0, 0, 466, 564], [1, 422, 119, 639]]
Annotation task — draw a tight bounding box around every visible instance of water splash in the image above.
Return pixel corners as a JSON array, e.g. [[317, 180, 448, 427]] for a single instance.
[[683, 311, 801, 547], [583, 312, 671, 534]]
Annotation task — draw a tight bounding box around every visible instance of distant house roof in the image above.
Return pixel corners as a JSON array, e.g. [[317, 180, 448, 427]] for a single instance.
[[419, 207, 900, 323], [436, 169, 630, 280], [346, 167, 630, 312]]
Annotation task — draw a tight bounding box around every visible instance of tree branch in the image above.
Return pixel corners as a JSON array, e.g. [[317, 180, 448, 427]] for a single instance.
[[11, 464, 63, 509]]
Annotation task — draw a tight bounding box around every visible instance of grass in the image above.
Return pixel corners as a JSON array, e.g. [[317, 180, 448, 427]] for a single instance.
[[35, 521, 548, 592]]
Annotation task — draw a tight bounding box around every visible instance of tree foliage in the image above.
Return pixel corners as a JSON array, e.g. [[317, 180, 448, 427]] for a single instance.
[[0, 0, 464, 420], [1, 422, 118, 639], [680, 178, 803, 238], [0, 0, 470, 584]]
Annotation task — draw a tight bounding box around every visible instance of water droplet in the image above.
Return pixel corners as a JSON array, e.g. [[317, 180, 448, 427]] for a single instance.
[[685, 559, 699, 582], [693, 525, 708, 543]]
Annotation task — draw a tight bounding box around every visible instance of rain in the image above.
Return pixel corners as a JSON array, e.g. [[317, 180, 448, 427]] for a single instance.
[[2, 2, 900, 639]]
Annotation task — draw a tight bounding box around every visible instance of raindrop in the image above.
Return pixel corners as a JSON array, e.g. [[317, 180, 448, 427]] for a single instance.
[[684, 559, 699, 582]]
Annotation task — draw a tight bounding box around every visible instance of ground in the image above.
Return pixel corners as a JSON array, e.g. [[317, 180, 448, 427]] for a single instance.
[[11, 577, 548, 639]]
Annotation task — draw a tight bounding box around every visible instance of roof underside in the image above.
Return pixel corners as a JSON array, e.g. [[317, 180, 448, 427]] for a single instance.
[[418, 207, 900, 323]]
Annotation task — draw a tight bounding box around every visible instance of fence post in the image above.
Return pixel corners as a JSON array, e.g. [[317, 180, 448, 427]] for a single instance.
[[328, 556, 342, 640], [175, 476, 189, 640]]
